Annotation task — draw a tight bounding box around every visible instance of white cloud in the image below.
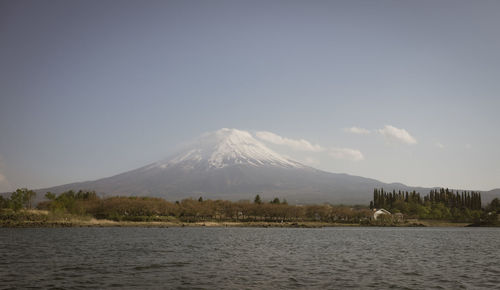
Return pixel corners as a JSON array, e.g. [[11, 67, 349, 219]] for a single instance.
[[255, 130, 364, 162], [436, 142, 445, 149], [329, 147, 364, 161], [465, 144, 472, 149], [378, 125, 417, 145], [344, 126, 370, 135], [255, 131, 324, 152]]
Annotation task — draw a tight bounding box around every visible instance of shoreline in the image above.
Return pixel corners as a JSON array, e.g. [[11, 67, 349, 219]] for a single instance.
[[0, 219, 475, 228], [1, 210, 492, 228]]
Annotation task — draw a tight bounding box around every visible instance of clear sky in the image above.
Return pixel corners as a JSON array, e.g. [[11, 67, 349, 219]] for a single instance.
[[1, 0, 499, 192]]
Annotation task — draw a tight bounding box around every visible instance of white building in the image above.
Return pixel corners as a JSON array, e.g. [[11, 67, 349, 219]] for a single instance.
[[373, 209, 391, 220]]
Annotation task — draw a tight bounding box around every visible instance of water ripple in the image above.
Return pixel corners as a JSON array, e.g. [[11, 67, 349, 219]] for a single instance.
[[1, 227, 499, 289]]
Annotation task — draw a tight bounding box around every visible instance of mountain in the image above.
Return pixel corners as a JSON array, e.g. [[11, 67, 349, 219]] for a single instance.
[[25, 128, 437, 205], [483, 189, 500, 204]]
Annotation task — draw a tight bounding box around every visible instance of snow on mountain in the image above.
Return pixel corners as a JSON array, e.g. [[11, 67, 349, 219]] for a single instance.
[[148, 128, 303, 170]]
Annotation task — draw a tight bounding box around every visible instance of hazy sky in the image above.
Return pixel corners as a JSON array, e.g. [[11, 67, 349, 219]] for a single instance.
[[1, 0, 499, 192]]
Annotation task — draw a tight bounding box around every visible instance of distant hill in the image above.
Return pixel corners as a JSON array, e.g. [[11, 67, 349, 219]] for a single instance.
[[483, 189, 500, 204]]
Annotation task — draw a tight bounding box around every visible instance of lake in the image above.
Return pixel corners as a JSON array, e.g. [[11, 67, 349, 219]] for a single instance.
[[0, 227, 499, 289]]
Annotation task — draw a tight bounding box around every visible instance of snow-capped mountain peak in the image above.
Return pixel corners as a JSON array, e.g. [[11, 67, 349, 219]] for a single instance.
[[153, 128, 303, 170], [32, 128, 433, 205]]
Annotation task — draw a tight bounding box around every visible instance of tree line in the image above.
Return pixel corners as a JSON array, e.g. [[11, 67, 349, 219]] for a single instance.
[[2, 188, 498, 224], [371, 188, 482, 211], [31, 191, 372, 223], [370, 188, 486, 222], [0, 188, 36, 211]]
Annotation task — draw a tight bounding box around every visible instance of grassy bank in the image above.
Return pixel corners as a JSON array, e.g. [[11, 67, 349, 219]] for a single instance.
[[0, 210, 482, 228], [1, 219, 359, 228], [0, 210, 359, 227]]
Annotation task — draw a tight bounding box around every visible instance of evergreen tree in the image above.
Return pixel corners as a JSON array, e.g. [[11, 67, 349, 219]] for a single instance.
[[369, 187, 483, 221]]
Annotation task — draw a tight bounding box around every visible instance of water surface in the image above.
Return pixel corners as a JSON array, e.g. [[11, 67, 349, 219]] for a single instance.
[[1, 227, 499, 289]]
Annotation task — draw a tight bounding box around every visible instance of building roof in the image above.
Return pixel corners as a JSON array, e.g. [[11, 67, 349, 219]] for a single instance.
[[373, 209, 391, 220]]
